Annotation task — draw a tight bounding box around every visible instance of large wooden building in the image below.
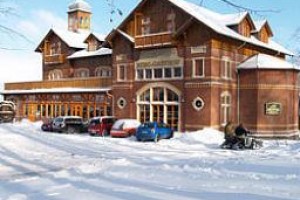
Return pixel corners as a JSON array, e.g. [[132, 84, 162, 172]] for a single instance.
[[2, 0, 299, 138], [2, 0, 113, 122]]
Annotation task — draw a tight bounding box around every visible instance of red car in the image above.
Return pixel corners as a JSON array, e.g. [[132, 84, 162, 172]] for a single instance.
[[110, 119, 141, 138], [88, 116, 116, 136]]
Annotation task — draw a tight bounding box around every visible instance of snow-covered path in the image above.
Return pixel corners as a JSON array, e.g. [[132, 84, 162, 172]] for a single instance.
[[0, 121, 299, 200]]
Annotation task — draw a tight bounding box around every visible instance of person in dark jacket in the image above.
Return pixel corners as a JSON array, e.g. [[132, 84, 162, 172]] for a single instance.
[[235, 123, 249, 137]]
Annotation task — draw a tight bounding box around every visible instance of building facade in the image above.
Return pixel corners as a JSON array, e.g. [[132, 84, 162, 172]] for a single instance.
[[3, 0, 113, 122], [2, 0, 299, 138]]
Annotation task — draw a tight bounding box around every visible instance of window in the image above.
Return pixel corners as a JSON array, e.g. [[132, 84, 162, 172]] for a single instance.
[[48, 69, 63, 80], [164, 68, 172, 78], [95, 67, 111, 77], [137, 85, 180, 131], [221, 57, 232, 79], [118, 65, 126, 81], [221, 92, 231, 125], [154, 68, 163, 79], [167, 12, 176, 32], [89, 40, 97, 51], [75, 68, 89, 78], [174, 67, 182, 78], [192, 97, 205, 111], [145, 69, 152, 79], [117, 97, 127, 109], [193, 58, 205, 78], [142, 16, 151, 35], [137, 69, 144, 80], [136, 66, 183, 80]]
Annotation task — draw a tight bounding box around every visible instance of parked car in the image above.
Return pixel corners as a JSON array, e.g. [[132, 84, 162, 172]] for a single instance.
[[41, 118, 54, 132], [110, 119, 141, 138], [88, 116, 116, 136], [136, 122, 174, 142], [52, 116, 84, 133]]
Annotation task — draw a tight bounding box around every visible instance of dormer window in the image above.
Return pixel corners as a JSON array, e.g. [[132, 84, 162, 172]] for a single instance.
[[142, 16, 151, 35], [167, 12, 176, 32], [88, 40, 97, 51]]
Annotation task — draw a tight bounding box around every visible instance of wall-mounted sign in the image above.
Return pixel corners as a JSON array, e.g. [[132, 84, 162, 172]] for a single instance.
[[191, 45, 207, 54], [265, 102, 281, 116]]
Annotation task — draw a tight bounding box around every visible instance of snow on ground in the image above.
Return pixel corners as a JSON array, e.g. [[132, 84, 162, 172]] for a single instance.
[[0, 121, 300, 200]]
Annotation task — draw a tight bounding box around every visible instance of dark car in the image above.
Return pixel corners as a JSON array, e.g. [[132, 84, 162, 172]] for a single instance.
[[52, 116, 84, 134], [88, 116, 116, 136], [41, 118, 54, 132], [136, 122, 174, 142]]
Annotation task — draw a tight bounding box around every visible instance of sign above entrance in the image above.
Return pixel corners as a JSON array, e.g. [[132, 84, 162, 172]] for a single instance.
[[136, 48, 183, 68]]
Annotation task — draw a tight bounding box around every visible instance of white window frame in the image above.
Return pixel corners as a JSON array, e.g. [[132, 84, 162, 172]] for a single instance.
[[74, 68, 89, 78], [117, 64, 127, 81], [221, 91, 232, 126], [221, 57, 232, 79], [135, 66, 183, 81], [192, 57, 205, 78]]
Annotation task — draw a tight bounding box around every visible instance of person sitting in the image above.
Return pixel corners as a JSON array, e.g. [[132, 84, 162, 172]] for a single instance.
[[233, 123, 250, 149], [221, 121, 238, 148]]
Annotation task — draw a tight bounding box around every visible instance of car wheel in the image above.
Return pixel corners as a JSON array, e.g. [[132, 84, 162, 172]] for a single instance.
[[168, 131, 174, 139], [67, 126, 76, 134]]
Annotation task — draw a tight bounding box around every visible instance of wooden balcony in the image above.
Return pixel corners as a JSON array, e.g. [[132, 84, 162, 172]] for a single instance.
[[135, 32, 174, 48], [4, 77, 112, 91], [44, 54, 66, 64]]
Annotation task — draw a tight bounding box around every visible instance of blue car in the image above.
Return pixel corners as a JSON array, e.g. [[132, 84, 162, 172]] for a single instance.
[[136, 122, 174, 142]]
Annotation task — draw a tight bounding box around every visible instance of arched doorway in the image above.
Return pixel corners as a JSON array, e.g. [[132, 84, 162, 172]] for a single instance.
[[136, 83, 181, 131]]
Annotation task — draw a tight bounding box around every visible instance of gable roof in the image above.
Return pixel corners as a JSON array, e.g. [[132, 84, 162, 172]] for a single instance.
[[167, 0, 292, 55], [35, 28, 90, 52], [107, 0, 292, 56], [84, 33, 106, 43], [252, 20, 274, 36], [238, 54, 299, 70]]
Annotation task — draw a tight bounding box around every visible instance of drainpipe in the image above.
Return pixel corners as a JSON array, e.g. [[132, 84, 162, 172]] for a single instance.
[[237, 68, 240, 124], [236, 41, 247, 124]]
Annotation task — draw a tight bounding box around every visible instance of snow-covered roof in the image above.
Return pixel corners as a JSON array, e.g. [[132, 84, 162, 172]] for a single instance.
[[2, 88, 112, 95], [68, 0, 91, 13], [92, 33, 106, 42], [52, 28, 89, 49], [222, 12, 248, 26], [238, 54, 300, 70], [253, 20, 267, 32], [116, 29, 135, 43], [68, 48, 112, 59], [166, 0, 293, 55]]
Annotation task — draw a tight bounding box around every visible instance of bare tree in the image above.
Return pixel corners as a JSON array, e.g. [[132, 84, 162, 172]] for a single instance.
[[0, 1, 33, 50]]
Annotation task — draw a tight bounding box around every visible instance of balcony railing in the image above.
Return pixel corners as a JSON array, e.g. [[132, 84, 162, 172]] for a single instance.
[[4, 77, 112, 91], [135, 32, 174, 48], [44, 54, 65, 64]]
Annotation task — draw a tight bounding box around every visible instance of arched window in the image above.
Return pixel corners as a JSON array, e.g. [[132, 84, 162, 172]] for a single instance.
[[137, 83, 181, 131], [95, 67, 111, 77], [48, 69, 63, 80], [221, 91, 232, 125], [74, 68, 89, 78]]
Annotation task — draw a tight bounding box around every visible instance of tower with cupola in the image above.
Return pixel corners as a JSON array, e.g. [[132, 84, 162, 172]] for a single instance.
[[68, 0, 91, 32]]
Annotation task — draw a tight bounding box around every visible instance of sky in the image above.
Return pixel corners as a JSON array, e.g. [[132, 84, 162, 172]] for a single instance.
[[0, 0, 299, 93]]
